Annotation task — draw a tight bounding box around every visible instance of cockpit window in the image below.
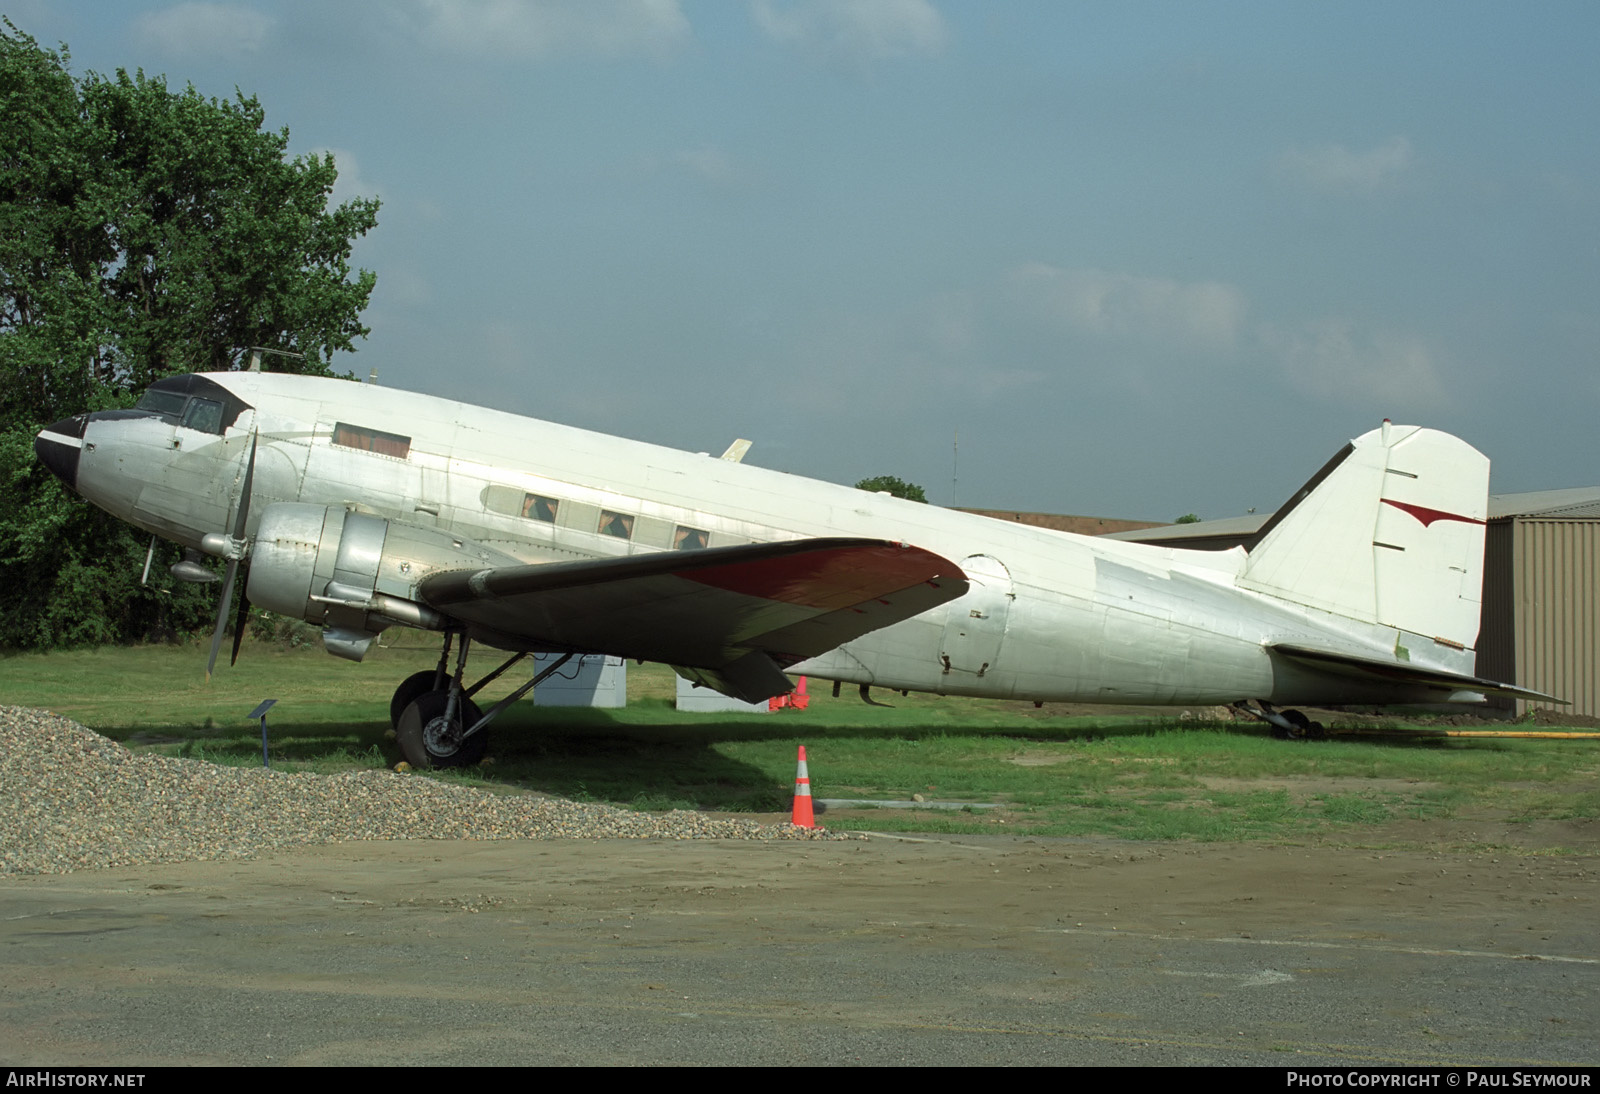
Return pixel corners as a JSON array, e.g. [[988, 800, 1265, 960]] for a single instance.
[[133, 374, 253, 433], [182, 398, 224, 435], [131, 390, 227, 435], [135, 389, 189, 418]]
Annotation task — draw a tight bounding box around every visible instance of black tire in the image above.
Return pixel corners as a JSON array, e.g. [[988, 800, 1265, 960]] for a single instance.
[[1283, 709, 1312, 739], [396, 690, 489, 769], [390, 670, 442, 728]]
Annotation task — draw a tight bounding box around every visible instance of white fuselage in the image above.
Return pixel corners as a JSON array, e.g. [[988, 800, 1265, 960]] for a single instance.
[[68, 371, 1453, 706]]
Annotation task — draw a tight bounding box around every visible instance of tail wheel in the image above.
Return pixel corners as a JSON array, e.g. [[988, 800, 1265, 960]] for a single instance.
[[396, 691, 488, 768]]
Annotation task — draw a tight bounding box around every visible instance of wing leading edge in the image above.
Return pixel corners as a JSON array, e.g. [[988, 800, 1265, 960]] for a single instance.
[[418, 538, 969, 702]]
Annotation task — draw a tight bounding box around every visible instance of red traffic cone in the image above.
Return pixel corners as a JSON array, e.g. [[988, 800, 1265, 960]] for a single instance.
[[791, 745, 816, 828]]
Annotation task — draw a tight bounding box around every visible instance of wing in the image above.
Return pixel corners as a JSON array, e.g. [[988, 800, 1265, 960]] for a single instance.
[[418, 538, 968, 702], [1272, 643, 1563, 704]]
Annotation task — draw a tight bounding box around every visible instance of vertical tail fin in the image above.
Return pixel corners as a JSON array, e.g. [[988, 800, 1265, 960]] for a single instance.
[[1240, 422, 1489, 649]]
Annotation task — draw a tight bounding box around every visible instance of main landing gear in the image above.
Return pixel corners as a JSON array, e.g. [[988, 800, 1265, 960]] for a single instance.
[[1231, 700, 1326, 740], [390, 631, 574, 768]]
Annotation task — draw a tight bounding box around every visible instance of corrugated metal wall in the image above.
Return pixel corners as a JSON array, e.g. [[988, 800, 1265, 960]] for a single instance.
[[1510, 518, 1599, 717], [1477, 519, 1517, 714]]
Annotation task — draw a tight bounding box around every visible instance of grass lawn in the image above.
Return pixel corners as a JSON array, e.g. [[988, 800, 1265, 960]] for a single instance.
[[5, 636, 1596, 847]]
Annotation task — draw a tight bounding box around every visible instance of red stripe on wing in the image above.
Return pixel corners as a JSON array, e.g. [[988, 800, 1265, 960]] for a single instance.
[[678, 544, 953, 611]]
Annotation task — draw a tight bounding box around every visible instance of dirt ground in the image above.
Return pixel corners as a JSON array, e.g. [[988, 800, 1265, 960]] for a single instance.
[[2, 814, 1597, 1067]]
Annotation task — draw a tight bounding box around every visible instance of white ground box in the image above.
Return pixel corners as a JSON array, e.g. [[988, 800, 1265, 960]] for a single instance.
[[675, 673, 769, 713], [532, 653, 627, 708]]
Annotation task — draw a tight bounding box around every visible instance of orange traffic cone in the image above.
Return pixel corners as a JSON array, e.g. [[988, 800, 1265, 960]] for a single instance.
[[791, 745, 816, 828]]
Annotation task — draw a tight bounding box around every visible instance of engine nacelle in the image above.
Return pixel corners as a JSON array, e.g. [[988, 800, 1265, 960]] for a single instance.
[[247, 503, 523, 661]]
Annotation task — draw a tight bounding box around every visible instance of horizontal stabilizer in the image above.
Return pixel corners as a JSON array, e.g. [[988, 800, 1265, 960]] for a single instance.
[[419, 538, 968, 701], [1272, 643, 1563, 704]]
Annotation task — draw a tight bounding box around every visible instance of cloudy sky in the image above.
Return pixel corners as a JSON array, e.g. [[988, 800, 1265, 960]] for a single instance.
[[11, 1, 1599, 521]]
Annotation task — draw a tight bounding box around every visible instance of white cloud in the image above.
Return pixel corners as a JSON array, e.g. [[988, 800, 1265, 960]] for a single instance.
[[408, 0, 690, 60], [766, 288, 1044, 421], [377, 265, 433, 310], [1009, 263, 1247, 349], [133, 3, 273, 57], [672, 145, 739, 185], [1276, 136, 1416, 194], [750, 0, 947, 63], [1009, 263, 1449, 410], [1260, 319, 1448, 408], [632, 145, 752, 187], [308, 148, 382, 209]]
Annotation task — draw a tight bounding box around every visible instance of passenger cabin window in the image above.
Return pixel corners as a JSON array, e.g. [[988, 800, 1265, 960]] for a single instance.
[[599, 511, 634, 539], [674, 526, 708, 551], [522, 494, 559, 523], [332, 423, 411, 459]]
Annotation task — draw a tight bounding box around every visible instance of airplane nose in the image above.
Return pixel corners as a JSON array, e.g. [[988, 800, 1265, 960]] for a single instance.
[[35, 415, 87, 490]]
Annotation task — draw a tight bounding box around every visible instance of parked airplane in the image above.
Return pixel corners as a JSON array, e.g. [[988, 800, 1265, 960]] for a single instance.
[[34, 369, 1551, 766]]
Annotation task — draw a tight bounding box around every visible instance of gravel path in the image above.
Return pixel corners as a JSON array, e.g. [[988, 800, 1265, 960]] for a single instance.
[[0, 706, 837, 876]]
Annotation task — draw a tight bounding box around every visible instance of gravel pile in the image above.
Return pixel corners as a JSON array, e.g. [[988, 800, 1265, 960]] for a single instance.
[[0, 706, 839, 876]]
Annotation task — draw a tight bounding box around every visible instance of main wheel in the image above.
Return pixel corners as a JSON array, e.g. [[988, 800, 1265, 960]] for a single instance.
[[390, 670, 442, 728], [396, 690, 489, 769]]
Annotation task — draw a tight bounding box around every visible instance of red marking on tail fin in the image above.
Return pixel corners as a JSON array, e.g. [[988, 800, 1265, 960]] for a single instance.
[[1381, 499, 1485, 528]]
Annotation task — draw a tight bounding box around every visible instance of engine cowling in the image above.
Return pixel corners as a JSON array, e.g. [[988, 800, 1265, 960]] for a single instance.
[[247, 503, 522, 660]]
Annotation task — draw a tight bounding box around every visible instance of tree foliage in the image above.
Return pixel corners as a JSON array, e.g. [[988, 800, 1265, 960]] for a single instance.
[[855, 475, 928, 503], [0, 22, 380, 648], [1175, 513, 1202, 524]]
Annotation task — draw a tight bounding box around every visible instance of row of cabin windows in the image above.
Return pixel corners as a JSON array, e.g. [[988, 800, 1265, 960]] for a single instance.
[[328, 426, 712, 551], [522, 491, 708, 550]]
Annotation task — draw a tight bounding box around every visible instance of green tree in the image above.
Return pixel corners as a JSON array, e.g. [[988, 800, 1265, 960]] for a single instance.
[[1175, 513, 1202, 524], [0, 22, 380, 648], [855, 475, 928, 503]]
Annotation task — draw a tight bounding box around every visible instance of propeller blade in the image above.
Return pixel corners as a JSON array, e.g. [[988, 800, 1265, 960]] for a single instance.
[[230, 579, 251, 667], [231, 431, 259, 538], [206, 431, 259, 681], [206, 558, 239, 681]]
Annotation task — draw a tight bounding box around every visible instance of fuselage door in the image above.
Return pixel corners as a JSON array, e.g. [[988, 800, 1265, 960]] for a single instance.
[[940, 553, 1014, 678]]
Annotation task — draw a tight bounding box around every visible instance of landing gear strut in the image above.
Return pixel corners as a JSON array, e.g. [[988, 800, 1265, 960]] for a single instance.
[[388, 632, 455, 728], [1232, 700, 1326, 740], [393, 631, 575, 768]]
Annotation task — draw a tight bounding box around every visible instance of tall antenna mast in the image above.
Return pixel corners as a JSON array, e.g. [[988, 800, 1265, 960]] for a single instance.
[[952, 429, 959, 508]]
